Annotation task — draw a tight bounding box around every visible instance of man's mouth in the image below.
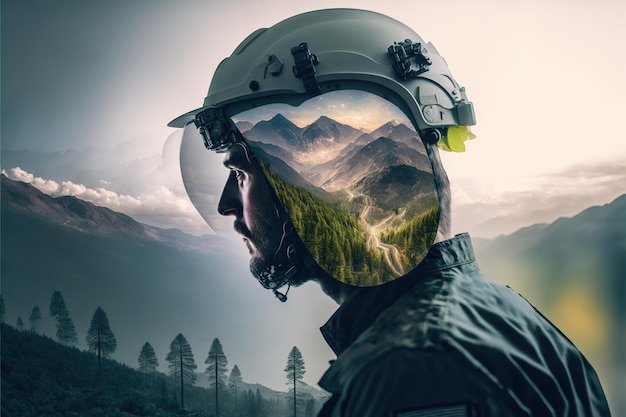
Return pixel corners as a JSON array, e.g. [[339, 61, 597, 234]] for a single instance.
[[234, 219, 251, 238], [243, 237, 254, 254], [234, 220, 258, 256]]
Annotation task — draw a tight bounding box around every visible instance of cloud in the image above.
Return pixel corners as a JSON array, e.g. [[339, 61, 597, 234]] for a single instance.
[[3, 167, 212, 236], [450, 159, 626, 238]]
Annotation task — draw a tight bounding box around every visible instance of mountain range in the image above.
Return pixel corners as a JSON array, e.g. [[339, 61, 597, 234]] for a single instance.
[[474, 194, 625, 416], [1, 174, 224, 254], [241, 114, 430, 192], [316, 136, 430, 192], [475, 194, 625, 308], [2, 174, 623, 415], [1, 173, 332, 396], [242, 114, 363, 155]]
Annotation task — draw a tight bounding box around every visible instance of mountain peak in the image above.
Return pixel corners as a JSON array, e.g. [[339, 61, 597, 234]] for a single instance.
[[300, 116, 363, 149], [269, 113, 291, 124], [370, 122, 420, 145], [243, 113, 302, 146], [311, 115, 334, 125]]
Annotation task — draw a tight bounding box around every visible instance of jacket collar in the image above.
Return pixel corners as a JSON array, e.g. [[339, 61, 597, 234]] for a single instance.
[[320, 233, 476, 356]]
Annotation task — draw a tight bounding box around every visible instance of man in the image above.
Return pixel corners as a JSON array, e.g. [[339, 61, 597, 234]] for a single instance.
[[170, 9, 611, 416]]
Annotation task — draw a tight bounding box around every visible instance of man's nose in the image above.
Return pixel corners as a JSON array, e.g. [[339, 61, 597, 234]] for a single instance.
[[217, 173, 241, 216]]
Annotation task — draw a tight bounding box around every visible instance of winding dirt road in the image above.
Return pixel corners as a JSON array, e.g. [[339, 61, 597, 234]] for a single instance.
[[355, 194, 406, 276]]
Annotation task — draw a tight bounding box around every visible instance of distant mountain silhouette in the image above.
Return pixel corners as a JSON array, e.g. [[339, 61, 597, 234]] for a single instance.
[[243, 114, 364, 155], [321, 136, 430, 191], [235, 120, 254, 133], [242, 114, 304, 149], [475, 194, 625, 415], [240, 115, 430, 196], [1, 174, 222, 253], [369, 121, 421, 146], [475, 194, 625, 312], [300, 115, 363, 149], [247, 144, 338, 203], [247, 139, 303, 171], [354, 165, 437, 212], [476, 194, 625, 303], [2, 174, 149, 239], [195, 372, 327, 402]]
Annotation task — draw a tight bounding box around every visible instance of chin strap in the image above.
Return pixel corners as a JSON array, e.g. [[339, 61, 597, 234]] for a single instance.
[[254, 221, 300, 302]]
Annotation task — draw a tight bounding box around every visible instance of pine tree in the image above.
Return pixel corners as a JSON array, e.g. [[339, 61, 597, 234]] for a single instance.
[[29, 305, 42, 333], [284, 346, 306, 417], [57, 314, 78, 346], [16, 316, 24, 331], [48, 290, 78, 346], [228, 364, 243, 414], [138, 341, 159, 375], [166, 333, 197, 410], [86, 306, 117, 368], [49, 290, 66, 317], [205, 338, 228, 417]]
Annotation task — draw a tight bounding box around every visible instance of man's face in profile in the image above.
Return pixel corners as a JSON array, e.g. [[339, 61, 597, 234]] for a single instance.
[[217, 143, 284, 277]]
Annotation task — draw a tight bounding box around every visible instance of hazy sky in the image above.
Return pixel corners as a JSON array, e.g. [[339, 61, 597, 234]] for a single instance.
[[2, 0, 626, 391], [3, 0, 626, 237], [3, 0, 624, 239], [232, 90, 413, 131]]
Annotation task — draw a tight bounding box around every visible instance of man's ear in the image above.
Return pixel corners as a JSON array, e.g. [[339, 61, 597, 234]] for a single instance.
[[423, 140, 452, 242]]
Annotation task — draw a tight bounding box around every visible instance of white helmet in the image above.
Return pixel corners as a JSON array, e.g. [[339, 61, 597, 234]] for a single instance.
[[171, 9, 475, 300]]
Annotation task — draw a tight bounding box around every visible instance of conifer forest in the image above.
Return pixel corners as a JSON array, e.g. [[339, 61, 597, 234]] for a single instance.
[[0, 292, 326, 417]]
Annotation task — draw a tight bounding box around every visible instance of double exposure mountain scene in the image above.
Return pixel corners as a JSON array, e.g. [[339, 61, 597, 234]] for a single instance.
[[233, 90, 439, 286]]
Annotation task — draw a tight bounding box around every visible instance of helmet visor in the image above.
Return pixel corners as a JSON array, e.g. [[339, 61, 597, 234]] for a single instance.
[[180, 89, 439, 287]]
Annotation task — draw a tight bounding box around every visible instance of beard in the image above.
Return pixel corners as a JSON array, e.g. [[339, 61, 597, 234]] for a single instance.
[[249, 256, 269, 279], [234, 216, 283, 279]]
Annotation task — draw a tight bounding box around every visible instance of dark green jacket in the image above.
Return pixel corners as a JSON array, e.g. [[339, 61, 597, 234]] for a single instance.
[[318, 233, 610, 416]]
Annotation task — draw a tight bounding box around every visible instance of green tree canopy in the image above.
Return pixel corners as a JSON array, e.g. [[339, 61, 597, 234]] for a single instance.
[[86, 306, 117, 363], [48, 291, 77, 346], [284, 346, 306, 417], [28, 305, 42, 333], [205, 338, 228, 417], [49, 290, 66, 317], [166, 333, 197, 409], [228, 364, 243, 411], [138, 341, 159, 375]]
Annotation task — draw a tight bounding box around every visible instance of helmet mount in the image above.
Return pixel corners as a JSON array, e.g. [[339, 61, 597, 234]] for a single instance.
[[291, 42, 321, 96], [388, 39, 432, 80], [194, 106, 241, 152]]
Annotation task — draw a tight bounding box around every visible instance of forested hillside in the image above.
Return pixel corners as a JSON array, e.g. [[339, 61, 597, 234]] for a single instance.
[[380, 206, 439, 266], [263, 165, 393, 286], [1, 324, 322, 417]]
